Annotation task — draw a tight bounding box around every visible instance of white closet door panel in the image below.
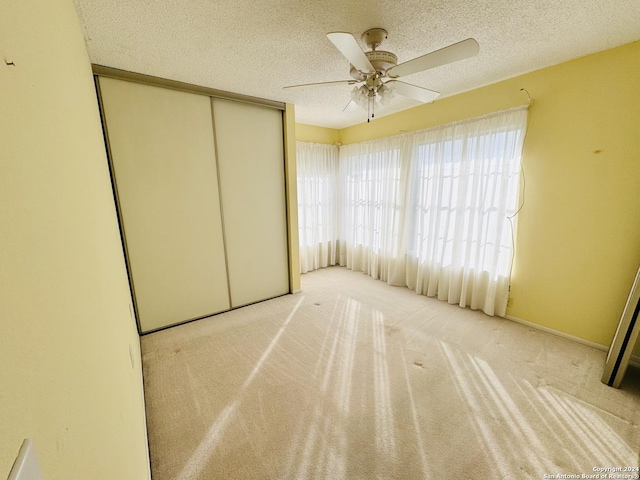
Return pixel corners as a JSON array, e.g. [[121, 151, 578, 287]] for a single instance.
[[212, 99, 289, 307], [99, 77, 230, 332]]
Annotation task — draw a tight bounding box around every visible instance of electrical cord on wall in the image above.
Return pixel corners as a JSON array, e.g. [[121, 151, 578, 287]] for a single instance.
[[507, 165, 525, 290], [506, 88, 532, 293]]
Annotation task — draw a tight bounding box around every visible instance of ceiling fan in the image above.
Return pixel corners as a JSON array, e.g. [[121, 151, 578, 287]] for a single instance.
[[284, 28, 479, 122]]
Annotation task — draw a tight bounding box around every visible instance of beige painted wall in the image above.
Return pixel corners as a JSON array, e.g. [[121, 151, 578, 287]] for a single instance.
[[0, 1, 150, 478], [301, 41, 640, 350]]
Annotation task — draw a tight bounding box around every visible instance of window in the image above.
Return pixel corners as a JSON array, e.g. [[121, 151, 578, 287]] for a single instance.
[[298, 106, 528, 316]]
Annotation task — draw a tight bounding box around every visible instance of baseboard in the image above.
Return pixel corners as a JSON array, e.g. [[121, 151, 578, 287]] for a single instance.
[[504, 314, 640, 367]]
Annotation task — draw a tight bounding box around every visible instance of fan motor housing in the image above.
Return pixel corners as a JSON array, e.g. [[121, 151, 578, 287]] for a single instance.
[[350, 50, 398, 80]]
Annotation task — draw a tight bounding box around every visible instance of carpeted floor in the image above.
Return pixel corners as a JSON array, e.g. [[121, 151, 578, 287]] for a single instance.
[[141, 266, 640, 479]]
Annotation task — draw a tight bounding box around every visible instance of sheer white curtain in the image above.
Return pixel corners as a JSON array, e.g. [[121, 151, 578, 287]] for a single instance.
[[339, 107, 528, 316], [297, 142, 340, 273], [338, 138, 411, 283]]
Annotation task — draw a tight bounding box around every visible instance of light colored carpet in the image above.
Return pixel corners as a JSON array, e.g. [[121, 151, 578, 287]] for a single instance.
[[141, 266, 640, 480]]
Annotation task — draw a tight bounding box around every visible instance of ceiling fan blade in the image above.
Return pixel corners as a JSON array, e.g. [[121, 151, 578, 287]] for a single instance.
[[386, 80, 440, 103], [283, 79, 358, 90], [387, 38, 479, 78], [327, 32, 375, 74], [342, 100, 360, 112]]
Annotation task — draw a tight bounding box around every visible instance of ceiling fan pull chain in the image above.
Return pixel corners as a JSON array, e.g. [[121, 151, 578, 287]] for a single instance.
[[367, 89, 376, 122]]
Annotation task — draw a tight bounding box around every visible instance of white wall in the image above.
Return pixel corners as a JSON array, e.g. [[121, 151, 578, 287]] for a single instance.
[[0, 0, 150, 478]]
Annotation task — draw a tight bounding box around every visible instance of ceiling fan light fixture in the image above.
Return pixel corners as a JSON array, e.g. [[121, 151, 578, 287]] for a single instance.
[[377, 83, 396, 106], [351, 82, 396, 111], [351, 85, 369, 109]]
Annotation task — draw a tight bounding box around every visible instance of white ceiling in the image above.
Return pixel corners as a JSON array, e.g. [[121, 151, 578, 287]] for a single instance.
[[74, 0, 640, 129]]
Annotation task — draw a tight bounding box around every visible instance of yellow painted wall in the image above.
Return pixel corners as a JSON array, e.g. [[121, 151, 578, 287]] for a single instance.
[[340, 84, 527, 145], [295, 123, 341, 144], [0, 1, 150, 478], [339, 41, 640, 350]]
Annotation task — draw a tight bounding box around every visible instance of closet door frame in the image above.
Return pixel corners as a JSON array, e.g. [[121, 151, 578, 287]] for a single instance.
[[93, 65, 300, 334]]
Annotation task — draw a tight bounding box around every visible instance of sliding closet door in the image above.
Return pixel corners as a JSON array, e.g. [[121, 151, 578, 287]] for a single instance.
[[98, 77, 230, 332], [212, 99, 290, 307]]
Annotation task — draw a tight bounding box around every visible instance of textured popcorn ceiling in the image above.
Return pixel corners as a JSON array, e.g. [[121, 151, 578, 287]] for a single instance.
[[73, 0, 640, 129]]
